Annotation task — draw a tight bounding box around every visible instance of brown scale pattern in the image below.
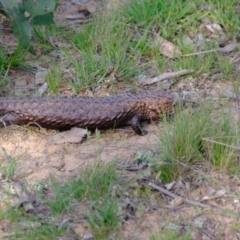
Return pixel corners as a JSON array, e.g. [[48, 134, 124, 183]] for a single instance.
[[0, 91, 175, 135]]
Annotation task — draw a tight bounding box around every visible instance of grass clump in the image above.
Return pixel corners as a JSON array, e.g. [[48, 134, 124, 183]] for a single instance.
[[11, 223, 66, 240], [0, 161, 120, 239], [154, 105, 239, 182], [48, 160, 121, 239], [0, 47, 8, 77], [68, 13, 143, 92], [46, 64, 63, 93], [87, 197, 120, 239], [203, 116, 239, 170], [0, 149, 17, 180], [66, 160, 118, 201], [0, 214, 65, 240], [48, 161, 118, 212], [66, 0, 239, 93], [207, 0, 240, 33], [1, 0, 239, 92], [122, 0, 199, 38], [0, 46, 28, 78]]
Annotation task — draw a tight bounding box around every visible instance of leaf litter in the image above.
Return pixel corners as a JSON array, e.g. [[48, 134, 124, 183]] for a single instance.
[[1, 0, 240, 239]]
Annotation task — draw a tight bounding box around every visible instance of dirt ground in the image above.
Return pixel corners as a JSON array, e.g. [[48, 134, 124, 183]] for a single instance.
[[0, 124, 159, 181], [1, 77, 240, 239], [1, 0, 240, 239], [1, 65, 240, 240]]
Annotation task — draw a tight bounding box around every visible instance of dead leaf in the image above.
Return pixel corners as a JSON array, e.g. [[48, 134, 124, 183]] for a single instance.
[[185, 181, 191, 191], [165, 181, 176, 190], [73, 223, 91, 239], [205, 24, 222, 34], [36, 82, 48, 96], [35, 70, 48, 85], [202, 190, 226, 201], [48, 127, 87, 144], [206, 185, 216, 197], [65, 13, 89, 20], [36, 204, 52, 218], [54, 1, 94, 26], [154, 34, 182, 59], [78, 1, 97, 13], [124, 197, 137, 221], [219, 40, 237, 53], [170, 197, 184, 206], [82, 233, 93, 240], [18, 189, 42, 214], [57, 218, 71, 229]]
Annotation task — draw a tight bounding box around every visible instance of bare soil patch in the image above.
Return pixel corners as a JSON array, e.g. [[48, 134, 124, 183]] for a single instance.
[[0, 124, 159, 181]]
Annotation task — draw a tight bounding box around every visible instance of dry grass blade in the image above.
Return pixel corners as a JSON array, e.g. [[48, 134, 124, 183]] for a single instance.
[[202, 137, 240, 151]]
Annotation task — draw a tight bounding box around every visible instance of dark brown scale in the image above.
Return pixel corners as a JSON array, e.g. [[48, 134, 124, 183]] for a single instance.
[[0, 91, 176, 135]]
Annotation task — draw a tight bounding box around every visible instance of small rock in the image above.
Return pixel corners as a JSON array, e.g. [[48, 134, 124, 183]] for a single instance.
[[83, 233, 93, 240]]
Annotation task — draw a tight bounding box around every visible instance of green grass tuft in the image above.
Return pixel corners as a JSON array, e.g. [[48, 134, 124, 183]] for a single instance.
[[46, 64, 63, 93], [207, 0, 240, 33], [0, 149, 17, 180], [67, 14, 144, 92], [48, 160, 118, 213], [0, 46, 28, 78], [122, 0, 199, 38], [154, 104, 240, 182], [87, 197, 120, 239]]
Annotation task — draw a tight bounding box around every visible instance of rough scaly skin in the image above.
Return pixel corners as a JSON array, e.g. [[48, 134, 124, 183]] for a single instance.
[[0, 91, 175, 135]]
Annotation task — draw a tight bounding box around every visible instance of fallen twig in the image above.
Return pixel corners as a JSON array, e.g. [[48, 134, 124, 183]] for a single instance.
[[0, 118, 7, 128], [149, 182, 240, 217], [149, 182, 215, 209], [182, 41, 238, 57], [141, 69, 194, 85], [181, 49, 219, 57]]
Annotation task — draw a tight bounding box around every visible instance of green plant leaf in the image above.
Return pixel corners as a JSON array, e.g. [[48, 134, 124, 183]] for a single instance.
[[22, 0, 56, 16], [0, 0, 20, 18], [31, 12, 54, 25], [0, 9, 10, 18], [13, 20, 35, 54]]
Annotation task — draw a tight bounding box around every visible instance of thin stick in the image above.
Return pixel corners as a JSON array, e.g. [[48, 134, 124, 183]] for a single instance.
[[0, 119, 7, 128], [142, 69, 194, 85], [149, 182, 240, 217], [181, 49, 219, 57], [149, 182, 216, 209]]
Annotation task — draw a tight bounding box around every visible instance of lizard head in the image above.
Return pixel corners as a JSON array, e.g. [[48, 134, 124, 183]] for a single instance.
[[136, 91, 181, 120]]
